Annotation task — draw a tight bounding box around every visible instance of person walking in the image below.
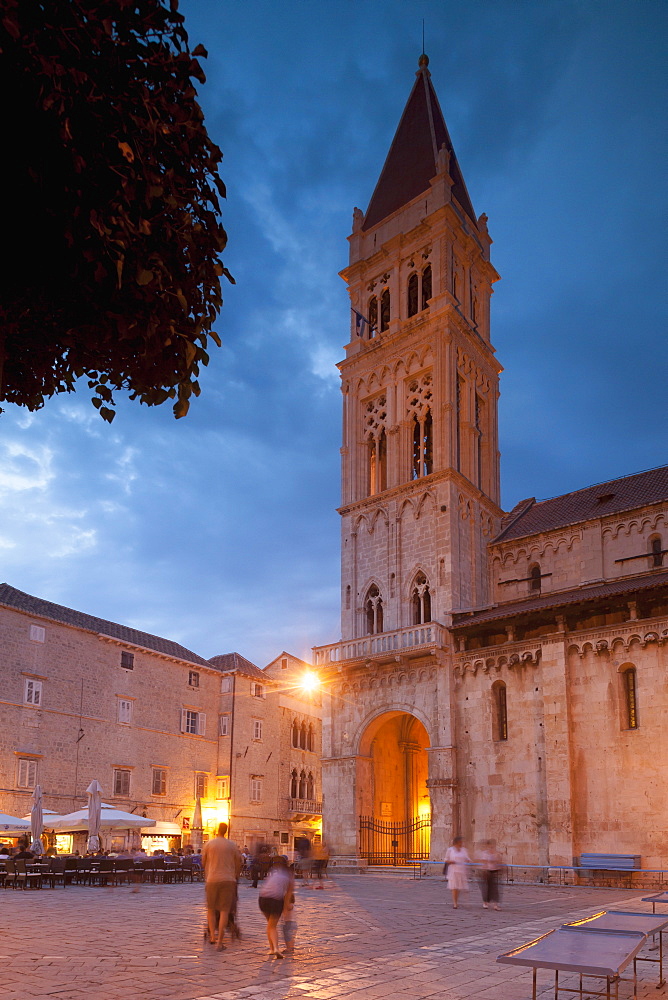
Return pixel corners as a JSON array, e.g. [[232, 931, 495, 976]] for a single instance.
[[477, 839, 503, 910], [258, 855, 294, 959], [443, 835, 471, 909], [201, 822, 241, 951]]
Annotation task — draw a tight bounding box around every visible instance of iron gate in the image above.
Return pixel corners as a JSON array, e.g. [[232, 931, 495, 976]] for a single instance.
[[359, 815, 431, 865]]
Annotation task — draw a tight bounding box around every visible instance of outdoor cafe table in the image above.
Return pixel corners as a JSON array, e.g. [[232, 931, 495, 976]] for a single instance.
[[497, 925, 647, 1000], [643, 892, 668, 913], [562, 910, 667, 988]]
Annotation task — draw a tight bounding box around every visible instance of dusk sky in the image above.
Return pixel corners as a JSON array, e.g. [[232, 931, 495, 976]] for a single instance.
[[1, 0, 666, 668]]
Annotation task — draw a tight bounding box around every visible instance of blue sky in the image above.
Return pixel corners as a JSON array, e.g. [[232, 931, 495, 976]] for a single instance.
[[1, 0, 666, 666]]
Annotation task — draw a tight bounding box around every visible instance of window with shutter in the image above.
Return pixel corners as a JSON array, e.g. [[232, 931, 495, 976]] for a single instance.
[[17, 758, 37, 789], [24, 679, 42, 706]]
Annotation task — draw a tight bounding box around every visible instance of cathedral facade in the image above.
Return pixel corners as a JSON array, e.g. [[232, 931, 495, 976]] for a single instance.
[[313, 56, 668, 869]]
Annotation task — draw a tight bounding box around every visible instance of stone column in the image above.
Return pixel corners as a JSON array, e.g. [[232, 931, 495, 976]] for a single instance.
[[540, 639, 575, 865], [426, 747, 457, 859], [322, 754, 372, 858]]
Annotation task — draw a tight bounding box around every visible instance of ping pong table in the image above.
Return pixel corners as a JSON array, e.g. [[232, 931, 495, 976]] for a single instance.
[[563, 910, 667, 987], [643, 891, 668, 914]]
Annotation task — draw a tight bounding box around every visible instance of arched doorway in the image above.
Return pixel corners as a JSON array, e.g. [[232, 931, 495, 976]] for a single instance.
[[357, 711, 431, 863]]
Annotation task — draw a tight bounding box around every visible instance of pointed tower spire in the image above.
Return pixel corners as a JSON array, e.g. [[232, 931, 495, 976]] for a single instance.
[[363, 54, 476, 231]]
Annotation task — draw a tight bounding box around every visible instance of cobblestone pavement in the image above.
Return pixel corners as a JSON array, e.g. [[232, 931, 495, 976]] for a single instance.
[[0, 874, 664, 999]]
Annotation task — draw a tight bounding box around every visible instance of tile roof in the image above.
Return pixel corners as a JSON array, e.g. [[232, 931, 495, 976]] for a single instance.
[[363, 58, 476, 231], [0, 583, 211, 667], [495, 465, 668, 543], [208, 652, 268, 681], [451, 570, 668, 630]]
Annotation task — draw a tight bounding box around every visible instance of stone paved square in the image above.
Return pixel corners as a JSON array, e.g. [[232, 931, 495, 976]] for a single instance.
[[0, 874, 664, 999]]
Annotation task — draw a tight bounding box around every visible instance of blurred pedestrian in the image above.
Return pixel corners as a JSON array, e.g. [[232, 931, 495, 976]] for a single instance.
[[477, 839, 503, 910], [202, 822, 241, 951], [443, 835, 471, 909], [258, 855, 294, 959]]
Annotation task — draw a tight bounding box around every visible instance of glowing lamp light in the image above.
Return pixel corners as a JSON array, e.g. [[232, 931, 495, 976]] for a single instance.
[[300, 670, 320, 693]]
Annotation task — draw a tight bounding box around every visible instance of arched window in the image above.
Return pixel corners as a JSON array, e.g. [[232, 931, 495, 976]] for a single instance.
[[368, 430, 387, 495], [421, 265, 432, 310], [365, 584, 383, 635], [300, 722, 307, 750], [292, 720, 299, 748], [492, 681, 508, 742], [650, 536, 664, 568], [298, 770, 307, 799], [529, 564, 542, 594], [368, 296, 378, 336], [623, 667, 638, 729], [453, 270, 459, 301], [412, 410, 433, 479], [345, 585, 351, 609], [307, 724, 314, 752], [475, 394, 484, 489], [380, 288, 390, 332], [290, 769, 298, 799], [407, 272, 418, 317], [411, 572, 432, 625], [306, 772, 314, 800]]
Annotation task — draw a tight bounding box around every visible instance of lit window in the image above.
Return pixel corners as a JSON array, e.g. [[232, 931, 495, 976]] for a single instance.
[[29, 625, 45, 643], [17, 758, 37, 789], [121, 651, 134, 670], [492, 681, 508, 742], [24, 678, 42, 706], [117, 699, 132, 724], [252, 683, 264, 699], [253, 720, 263, 741], [623, 668, 638, 730], [195, 772, 208, 799], [250, 777, 262, 802], [216, 775, 230, 799], [114, 769, 131, 796], [219, 714, 230, 737], [181, 709, 206, 736], [152, 768, 167, 795], [188, 671, 200, 688]]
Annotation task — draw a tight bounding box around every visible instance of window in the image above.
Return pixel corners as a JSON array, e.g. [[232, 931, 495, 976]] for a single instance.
[[298, 770, 307, 798], [114, 768, 131, 796], [216, 775, 230, 799], [250, 777, 262, 802], [492, 681, 508, 742], [367, 428, 387, 495], [365, 584, 383, 635], [117, 699, 132, 724], [650, 536, 664, 568], [195, 772, 208, 799], [24, 678, 42, 706], [368, 295, 378, 335], [529, 564, 542, 594], [475, 393, 484, 489], [181, 709, 206, 736], [281, 658, 288, 670], [29, 625, 45, 643], [252, 683, 264, 698], [292, 720, 300, 748], [17, 758, 37, 789], [307, 724, 314, 752], [623, 667, 638, 730], [412, 410, 433, 479], [253, 720, 263, 741], [345, 585, 351, 609], [220, 675, 233, 693], [188, 670, 200, 688], [407, 272, 418, 317], [219, 714, 230, 737], [380, 288, 390, 332], [121, 651, 134, 670], [421, 264, 432, 310], [300, 721, 307, 750], [152, 768, 167, 795], [411, 573, 432, 625], [456, 375, 464, 472], [290, 769, 298, 798], [306, 772, 315, 800], [280, 832, 289, 845]]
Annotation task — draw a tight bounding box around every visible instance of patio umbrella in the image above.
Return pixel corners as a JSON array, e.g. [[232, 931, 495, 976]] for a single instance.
[[86, 779, 103, 852], [0, 811, 31, 834], [191, 796, 203, 851], [30, 784, 44, 855], [48, 804, 156, 831]]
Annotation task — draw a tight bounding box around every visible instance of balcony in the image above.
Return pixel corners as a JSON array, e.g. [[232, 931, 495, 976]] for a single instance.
[[287, 798, 322, 820], [313, 622, 449, 667]]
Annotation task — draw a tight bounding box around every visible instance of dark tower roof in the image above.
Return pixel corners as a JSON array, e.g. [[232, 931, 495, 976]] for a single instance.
[[363, 54, 476, 231]]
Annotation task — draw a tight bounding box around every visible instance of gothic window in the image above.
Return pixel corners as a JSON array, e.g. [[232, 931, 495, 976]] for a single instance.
[[368, 296, 378, 335], [364, 395, 388, 496], [298, 770, 307, 798], [345, 585, 351, 609], [456, 376, 463, 472], [290, 769, 298, 799], [292, 720, 299, 748], [421, 265, 432, 309], [365, 584, 384, 635], [300, 722, 307, 750], [411, 572, 432, 625], [380, 288, 390, 332], [307, 724, 314, 752], [529, 564, 542, 594], [453, 269, 459, 302], [306, 772, 315, 800], [475, 393, 484, 489], [492, 681, 508, 741], [406, 374, 434, 480], [622, 667, 638, 729], [407, 272, 418, 317], [650, 536, 664, 568]]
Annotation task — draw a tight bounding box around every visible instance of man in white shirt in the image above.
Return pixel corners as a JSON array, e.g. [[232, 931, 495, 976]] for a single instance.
[[201, 823, 241, 950]]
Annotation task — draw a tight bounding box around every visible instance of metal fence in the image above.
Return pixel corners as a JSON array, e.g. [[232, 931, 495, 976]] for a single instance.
[[359, 815, 431, 865], [411, 860, 668, 889]]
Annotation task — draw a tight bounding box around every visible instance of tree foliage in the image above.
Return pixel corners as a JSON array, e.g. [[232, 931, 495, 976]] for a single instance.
[[0, 0, 232, 421]]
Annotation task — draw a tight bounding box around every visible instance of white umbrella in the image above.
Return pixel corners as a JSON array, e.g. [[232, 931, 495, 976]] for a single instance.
[[0, 811, 31, 834], [191, 797, 203, 851], [30, 784, 44, 855], [86, 780, 103, 852], [48, 803, 156, 832]]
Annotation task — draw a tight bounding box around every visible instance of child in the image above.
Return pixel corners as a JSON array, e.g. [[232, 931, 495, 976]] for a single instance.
[[282, 890, 297, 954]]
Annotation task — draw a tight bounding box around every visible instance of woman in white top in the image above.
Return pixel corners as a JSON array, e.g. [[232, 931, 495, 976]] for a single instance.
[[443, 836, 471, 909]]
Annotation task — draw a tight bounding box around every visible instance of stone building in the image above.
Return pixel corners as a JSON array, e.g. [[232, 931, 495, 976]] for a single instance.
[[313, 55, 668, 869], [0, 585, 322, 854]]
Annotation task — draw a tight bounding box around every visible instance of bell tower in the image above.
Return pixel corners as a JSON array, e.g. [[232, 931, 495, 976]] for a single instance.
[[339, 54, 502, 642]]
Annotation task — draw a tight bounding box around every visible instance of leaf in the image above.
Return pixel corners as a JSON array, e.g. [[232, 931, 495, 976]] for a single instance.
[[118, 141, 135, 163], [173, 398, 189, 419], [184, 340, 197, 367], [136, 269, 154, 286], [99, 407, 116, 423]]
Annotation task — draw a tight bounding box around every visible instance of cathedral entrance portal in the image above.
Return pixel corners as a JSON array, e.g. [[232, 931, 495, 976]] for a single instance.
[[357, 711, 431, 864]]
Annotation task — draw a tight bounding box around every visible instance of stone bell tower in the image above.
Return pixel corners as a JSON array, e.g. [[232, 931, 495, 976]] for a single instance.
[[315, 54, 502, 862]]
